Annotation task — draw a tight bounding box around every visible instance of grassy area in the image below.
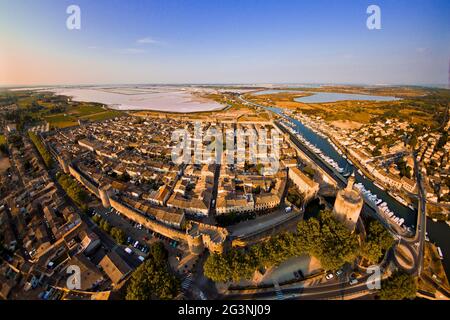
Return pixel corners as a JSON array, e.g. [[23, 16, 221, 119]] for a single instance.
[[56, 172, 89, 211], [244, 86, 449, 128], [28, 131, 53, 168], [1, 90, 124, 130], [43, 104, 123, 128], [79, 110, 123, 121]]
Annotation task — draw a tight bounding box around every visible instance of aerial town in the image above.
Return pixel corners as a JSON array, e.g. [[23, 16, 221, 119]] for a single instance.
[[1, 0, 449, 309], [0, 84, 449, 302]]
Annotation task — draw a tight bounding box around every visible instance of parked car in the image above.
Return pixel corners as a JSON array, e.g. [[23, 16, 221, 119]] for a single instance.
[[124, 247, 133, 255], [325, 273, 334, 280], [335, 269, 344, 276], [349, 279, 358, 285]]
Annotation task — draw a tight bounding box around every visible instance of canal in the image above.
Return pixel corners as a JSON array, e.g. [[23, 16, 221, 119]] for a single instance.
[[264, 104, 450, 277]]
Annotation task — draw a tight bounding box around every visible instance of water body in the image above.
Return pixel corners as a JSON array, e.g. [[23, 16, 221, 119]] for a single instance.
[[252, 89, 401, 103], [294, 92, 401, 103], [427, 219, 450, 278], [265, 105, 449, 276], [48, 87, 224, 112]]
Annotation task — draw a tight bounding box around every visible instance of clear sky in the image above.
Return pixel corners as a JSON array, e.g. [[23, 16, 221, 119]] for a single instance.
[[0, 0, 449, 86]]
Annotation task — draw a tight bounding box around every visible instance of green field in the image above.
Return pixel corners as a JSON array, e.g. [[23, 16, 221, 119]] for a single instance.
[[1, 91, 125, 130], [44, 109, 123, 128]]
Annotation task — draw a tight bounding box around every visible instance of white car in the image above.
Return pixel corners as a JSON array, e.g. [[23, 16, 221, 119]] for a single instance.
[[325, 273, 334, 280], [349, 279, 358, 285], [335, 269, 343, 276]]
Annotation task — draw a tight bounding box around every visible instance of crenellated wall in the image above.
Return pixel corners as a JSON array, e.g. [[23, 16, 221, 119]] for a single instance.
[[108, 197, 187, 242], [64, 161, 229, 254], [68, 165, 100, 198]]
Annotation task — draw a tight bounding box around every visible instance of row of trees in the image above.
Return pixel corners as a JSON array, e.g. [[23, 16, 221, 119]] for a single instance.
[[296, 211, 360, 271], [91, 214, 126, 244], [28, 131, 53, 168], [379, 272, 417, 300], [56, 172, 88, 211], [126, 242, 180, 300], [204, 211, 361, 282], [361, 220, 395, 264], [204, 211, 394, 283]]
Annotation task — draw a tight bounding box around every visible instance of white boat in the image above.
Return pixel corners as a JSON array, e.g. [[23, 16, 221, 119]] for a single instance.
[[437, 247, 444, 260], [374, 182, 386, 191]]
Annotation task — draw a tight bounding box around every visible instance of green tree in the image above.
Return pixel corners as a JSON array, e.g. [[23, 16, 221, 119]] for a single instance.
[[110, 227, 126, 244], [361, 220, 395, 263], [204, 210, 361, 283], [28, 131, 53, 168], [126, 243, 180, 300], [149, 241, 168, 264], [99, 219, 111, 233], [56, 172, 88, 211], [297, 210, 360, 271], [379, 272, 417, 300]]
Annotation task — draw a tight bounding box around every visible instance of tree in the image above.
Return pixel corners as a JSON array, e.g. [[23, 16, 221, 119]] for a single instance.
[[379, 272, 417, 300], [56, 172, 88, 211], [204, 210, 361, 283], [361, 220, 395, 263], [297, 210, 360, 271], [110, 227, 126, 244], [92, 214, 101, 224], [99, 219, 111, 233], [28, 131, 53, 168], [126, 243, 180, 300], [149, 241, 168, 264]]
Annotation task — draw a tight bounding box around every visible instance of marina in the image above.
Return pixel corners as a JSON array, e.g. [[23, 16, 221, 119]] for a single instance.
[[245, 97, 450, 277]]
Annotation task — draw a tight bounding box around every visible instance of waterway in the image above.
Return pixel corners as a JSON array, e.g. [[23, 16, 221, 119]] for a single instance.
[[266, 105, 449, 277], [294, 92, 401, 103], [252, 89, 400, 103]]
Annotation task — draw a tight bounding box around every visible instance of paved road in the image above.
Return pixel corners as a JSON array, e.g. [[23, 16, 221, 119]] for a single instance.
[[225, 274, 375, 300]]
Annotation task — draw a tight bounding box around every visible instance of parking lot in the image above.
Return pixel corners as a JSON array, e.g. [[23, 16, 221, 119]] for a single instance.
[[88, 205, 187, 268]]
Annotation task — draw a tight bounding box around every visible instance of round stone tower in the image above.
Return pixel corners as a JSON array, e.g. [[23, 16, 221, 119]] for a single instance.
[[187, 233, 204, 255], [333, 175, 363, 232]]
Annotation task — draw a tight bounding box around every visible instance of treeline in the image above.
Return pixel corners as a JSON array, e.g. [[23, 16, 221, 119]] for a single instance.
[[92, 214, 126, 244], [28, 131, 53, 168], [204, 211, 393, 283], [56, 172, 88, 211], [379, 272, 417, 300], [126, 242, 180, 300], [361, 220, 395, 264]]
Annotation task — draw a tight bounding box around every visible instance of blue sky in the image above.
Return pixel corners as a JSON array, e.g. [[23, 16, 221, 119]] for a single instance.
[[0, 0, 449, 86]]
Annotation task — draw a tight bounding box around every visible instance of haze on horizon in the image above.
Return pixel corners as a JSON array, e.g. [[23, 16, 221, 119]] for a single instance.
[[0, 0, 449, 87]]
